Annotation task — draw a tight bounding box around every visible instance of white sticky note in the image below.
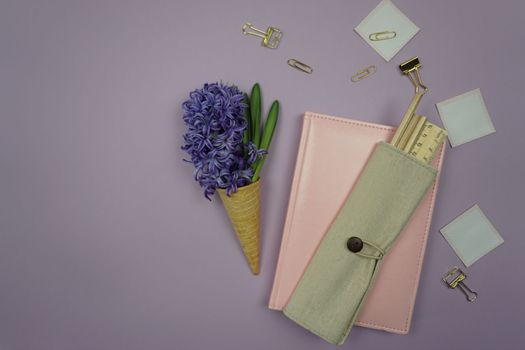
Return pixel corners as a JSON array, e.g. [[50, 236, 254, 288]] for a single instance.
[[436, 88, 495, 147], [440, 205, 504, 267], [354, 0, 419, 62]]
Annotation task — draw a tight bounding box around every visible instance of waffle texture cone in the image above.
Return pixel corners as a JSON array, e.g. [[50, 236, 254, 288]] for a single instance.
[[217, 180, 261, 275]]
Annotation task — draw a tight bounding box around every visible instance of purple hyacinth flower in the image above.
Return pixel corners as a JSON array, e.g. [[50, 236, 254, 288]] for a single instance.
[[181, 82, 265, 199]]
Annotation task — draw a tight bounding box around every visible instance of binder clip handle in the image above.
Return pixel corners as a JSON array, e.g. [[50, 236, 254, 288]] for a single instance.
[[457, 282, 478, 302]]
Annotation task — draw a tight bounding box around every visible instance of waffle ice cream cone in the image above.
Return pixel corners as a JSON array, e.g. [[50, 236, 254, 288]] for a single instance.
[[217, 180, 261, 275]]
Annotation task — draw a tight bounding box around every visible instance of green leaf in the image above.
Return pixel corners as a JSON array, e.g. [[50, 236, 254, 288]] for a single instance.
[[252, 100, 279, 182], [250, 83, 261, 148]]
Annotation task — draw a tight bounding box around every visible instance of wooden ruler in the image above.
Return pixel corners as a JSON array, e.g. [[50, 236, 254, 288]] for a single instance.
[[391, 105, 447, 164], [397, 115, 447, 164]]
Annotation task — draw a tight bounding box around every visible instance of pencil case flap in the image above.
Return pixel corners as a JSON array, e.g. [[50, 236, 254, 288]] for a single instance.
[[283, 142, 437, 345]]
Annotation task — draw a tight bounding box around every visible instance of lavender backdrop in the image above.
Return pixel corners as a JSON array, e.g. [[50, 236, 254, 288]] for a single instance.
[[1, 0, 524, 349]]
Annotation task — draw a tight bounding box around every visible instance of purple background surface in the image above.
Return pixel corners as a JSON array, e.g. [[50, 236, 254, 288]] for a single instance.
[[1, 0, 524, 349]]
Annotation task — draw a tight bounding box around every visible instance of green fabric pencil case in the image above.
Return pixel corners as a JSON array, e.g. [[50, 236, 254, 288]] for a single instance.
[[283, 142, 437, 345]]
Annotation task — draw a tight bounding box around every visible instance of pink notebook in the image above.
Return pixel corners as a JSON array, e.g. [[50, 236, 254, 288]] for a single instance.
[[269, 112, 445, 334]]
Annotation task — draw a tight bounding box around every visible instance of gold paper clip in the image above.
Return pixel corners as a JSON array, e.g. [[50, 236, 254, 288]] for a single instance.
[[351, 65, 376, 82], [442, 266, 478, 302], [287, 59, 313, 74], [369, 31, 397, 41], [242, 22, 282, 49]]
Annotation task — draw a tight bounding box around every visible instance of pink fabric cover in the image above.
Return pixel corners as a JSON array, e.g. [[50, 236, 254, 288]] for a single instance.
[[269, 112, 445, 334]]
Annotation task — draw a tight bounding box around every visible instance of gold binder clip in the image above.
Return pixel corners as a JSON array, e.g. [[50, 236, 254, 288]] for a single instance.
[[442, 266, 478, 302], [287, 59, 313, 74], [242, 22, 282, 49], [369, 31, 397, 41], [351, 65, 376, 82], [399, 56, 427, 94]]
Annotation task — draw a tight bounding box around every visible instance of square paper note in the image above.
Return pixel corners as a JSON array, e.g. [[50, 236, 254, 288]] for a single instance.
[[354, 0, 419, 62], [436, 88, 495, 147], [440, 205, 504, 267]]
